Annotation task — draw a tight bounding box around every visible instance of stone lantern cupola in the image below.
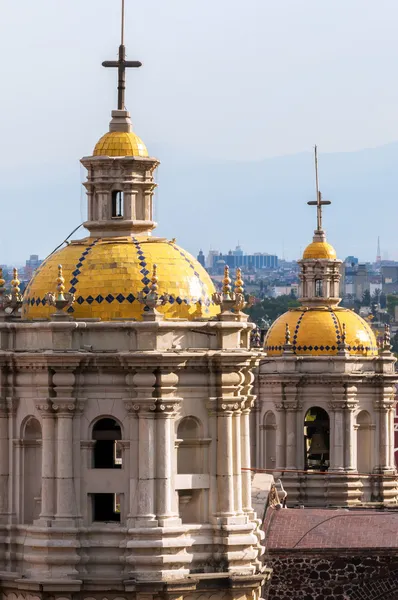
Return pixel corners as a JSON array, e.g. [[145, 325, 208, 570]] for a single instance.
[[297, 146, 342, 307], [81, 109, 159, 238]]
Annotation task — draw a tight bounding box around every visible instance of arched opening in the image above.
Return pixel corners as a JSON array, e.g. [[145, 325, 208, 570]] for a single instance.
[[315, 278, 323, 297], [111, 190, 124, 218], [357, 410, 372, 473], [176, 417, 208, 524], [304, 407, 330, 471], [92, 418, 122, 469], [177, 417, 203, 474], [263, 411, 277, 470], [22, 417, 42, 524]]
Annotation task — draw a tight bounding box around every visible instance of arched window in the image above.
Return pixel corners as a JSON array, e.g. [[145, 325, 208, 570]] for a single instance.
[[22, 417, 42, 524], [177, 417, 203, 474], [111, 190, 124, 218], [315, 279, 323, 297], [357, 410, 372, 474], [304, 407, 330, 471], [92, 418, 122, 469]]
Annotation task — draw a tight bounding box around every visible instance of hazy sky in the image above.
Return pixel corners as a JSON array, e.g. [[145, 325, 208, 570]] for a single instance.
[[0, 0, 398, 263]]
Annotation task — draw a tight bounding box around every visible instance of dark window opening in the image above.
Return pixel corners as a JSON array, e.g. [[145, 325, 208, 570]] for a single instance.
[[315, 279, 323, 297], [304, 407, 330, 472], [92, 493, 121, 522], [111, 190, 124, 218], [92, 418, 122, 469]]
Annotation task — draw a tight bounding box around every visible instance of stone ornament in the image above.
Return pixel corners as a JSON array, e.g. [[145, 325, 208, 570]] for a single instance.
[[44, 264, 75, 318]]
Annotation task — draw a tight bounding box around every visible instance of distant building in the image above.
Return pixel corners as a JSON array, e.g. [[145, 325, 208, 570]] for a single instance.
[[382, 265, 398, 294], [203, 245, 278, 272], [197, 249, 205, 267], [23, 254, 42, 280]]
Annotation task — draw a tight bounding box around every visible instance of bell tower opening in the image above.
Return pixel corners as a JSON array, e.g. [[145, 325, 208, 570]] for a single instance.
[[111, 190, 124, 218], [315, 278, 323, 297], [304, 407, 330, 471]]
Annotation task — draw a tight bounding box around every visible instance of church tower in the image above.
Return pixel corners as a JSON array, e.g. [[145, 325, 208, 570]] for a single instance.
[[256, 147, 398, 507], [0, 4, 269, 600]]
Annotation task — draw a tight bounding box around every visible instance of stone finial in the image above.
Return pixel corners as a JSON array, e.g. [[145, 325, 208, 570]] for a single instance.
[[250, 325, 261, 348], [337, 322, 349, 355], [383, 324, 391, 352], [341, 322, 347, 344], [137, 264, 169, 321], [0, 268, 5, 310], [285, 323, 291, 345], [44, 265, 75, 319], [213, 266, 254, 318], [0, 268, 23, 317], [11, 268, 21, 300]]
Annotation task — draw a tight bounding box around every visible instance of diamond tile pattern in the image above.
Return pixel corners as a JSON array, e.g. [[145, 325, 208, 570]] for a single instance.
[[264, 307, 378, 358], [22, 236, 219, 322]]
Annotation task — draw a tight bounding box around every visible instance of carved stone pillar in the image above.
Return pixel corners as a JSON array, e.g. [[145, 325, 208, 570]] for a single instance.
[[375, 386, 395, 471], [284, 384, 299, 470], [233, 409, 243, 514], [52, 370, 77, 525], [216, 402, 236, 516], [36, 401, 56, 524], [344, 386, 358, 472], [330, 389, 345, 471], [128, 369, 157, 525], [215, 362, 242, 518], [154, 368, 181, 526], [0, 401, 8, 521]]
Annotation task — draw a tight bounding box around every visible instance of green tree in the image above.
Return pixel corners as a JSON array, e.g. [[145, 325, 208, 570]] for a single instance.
[[387, 294, 398, 318], [362, 289, 371, 306], [246, 294, 300, 326]]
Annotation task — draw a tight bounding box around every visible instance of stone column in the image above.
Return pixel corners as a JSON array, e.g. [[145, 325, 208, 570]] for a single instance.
[[344, 387, 358, 472], [216, 403, 235, 516], [329, 397, 344, 471], [36, 402, 56, 524], [389, 407, 396, 470], [154, 368, 181, 526], [379, 405, 390, 470], [127, 370, 157, 525], [0, 402, 8, 521], [241, 404, 254, 513], [344, 404, 357, 471], [52, 369, 77, 525], [233, 410, 243, 514], [283, 386, 299, 470], [275, 404, 286, 470]]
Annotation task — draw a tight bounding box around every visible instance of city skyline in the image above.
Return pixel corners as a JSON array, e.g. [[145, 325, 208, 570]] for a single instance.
[[1, 1, 398, 263]]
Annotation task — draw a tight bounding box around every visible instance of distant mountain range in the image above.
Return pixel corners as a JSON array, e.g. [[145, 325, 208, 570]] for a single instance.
[[1, 142, 397, 265]]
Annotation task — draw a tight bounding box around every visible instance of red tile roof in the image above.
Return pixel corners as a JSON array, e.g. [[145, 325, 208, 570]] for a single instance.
[[264, 508, 398, 549]]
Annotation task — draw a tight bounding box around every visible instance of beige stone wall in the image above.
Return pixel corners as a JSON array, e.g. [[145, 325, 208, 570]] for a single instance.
[[0, 317, 268, 598], [256, 352, 398, 507]]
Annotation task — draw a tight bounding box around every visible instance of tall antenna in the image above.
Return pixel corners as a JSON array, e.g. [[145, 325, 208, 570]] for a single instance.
[[376, 235, 381, 265]]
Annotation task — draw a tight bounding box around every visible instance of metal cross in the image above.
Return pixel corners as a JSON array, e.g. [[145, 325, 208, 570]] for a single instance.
[[102, 0, 142, 110], [307, 145, 331, 231]]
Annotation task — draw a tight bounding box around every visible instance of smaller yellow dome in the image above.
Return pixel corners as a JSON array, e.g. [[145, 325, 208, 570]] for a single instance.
[[303, 241, 337, 260], [94, 131, 148, 157]]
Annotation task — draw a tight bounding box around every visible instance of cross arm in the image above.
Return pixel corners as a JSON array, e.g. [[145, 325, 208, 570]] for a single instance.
[[307, 200, 331, 206]]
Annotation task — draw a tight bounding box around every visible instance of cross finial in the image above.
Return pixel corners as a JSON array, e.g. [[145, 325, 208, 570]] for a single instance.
[[307, 145, 331, 232], [102, 0, 142, 111]]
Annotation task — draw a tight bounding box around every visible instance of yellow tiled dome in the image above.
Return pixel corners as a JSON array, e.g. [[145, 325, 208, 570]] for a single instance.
[[264, 307, 377, 357], [94, 131, 148, 157], [303, 241, 337, 260], [22, 237, 219, 321]]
